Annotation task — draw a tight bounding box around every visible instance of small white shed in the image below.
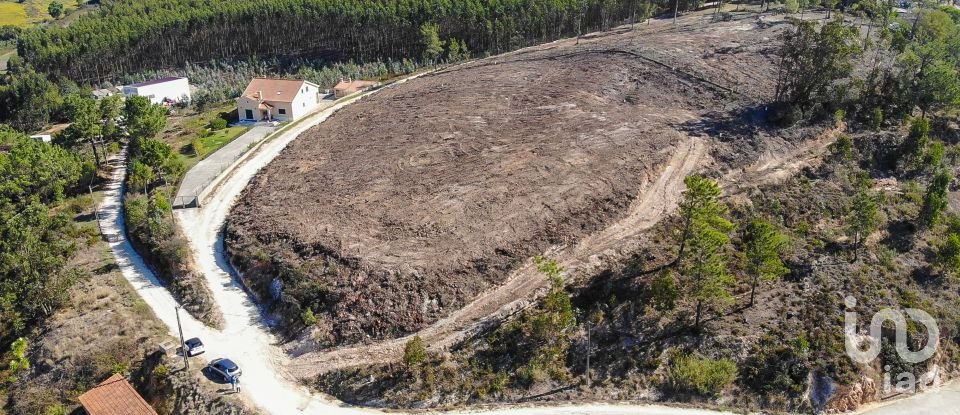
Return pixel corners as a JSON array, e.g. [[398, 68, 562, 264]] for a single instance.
[[29, 134, 52, 143]]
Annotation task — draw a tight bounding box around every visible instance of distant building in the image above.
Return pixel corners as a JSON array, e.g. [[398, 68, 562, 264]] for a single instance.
[[78, 373, 158, 415], [29, 134, 52, 143], [123, 77, 191, 105], [333, 79, 379, 98], [237, 78, 321, 122], [91, 87, 120, 100]]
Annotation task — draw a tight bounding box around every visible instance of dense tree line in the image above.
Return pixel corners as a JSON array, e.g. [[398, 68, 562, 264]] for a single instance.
[[0, 65, 69, 133], [776, 5, 960, 124], [0, 125, 91, 351], [17, 0, 665, 82]]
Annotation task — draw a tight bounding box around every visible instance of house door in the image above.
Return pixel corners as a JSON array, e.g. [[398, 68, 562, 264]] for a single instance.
[[244, 109, 253, 120]]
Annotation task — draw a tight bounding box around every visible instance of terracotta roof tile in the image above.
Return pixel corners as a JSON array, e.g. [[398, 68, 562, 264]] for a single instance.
[[241, 78, 309, 103], [333, 79, 378, 95], [78, 373, 158, 415]]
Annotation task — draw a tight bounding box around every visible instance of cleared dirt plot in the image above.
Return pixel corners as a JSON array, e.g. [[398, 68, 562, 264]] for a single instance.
[[227, 17, 783, 347]]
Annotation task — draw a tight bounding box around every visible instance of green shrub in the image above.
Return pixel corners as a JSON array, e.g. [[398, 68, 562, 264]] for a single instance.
[[925, 141, 945, 169], [66, 194, 94, 214], [872, 107, 883, 131], [740, 336, 809, 396], [209, 118, 228, 130], [834, 108, 846, 123], [666, 353, 737, 396], [784, 0, 799, 13], [153, 363, 169, 380], [403, 335, 427, 369], [516, 362, 548, 386], [301, 307, 317, 326], [44, 404, 67, 415], [829, 134, 853, 161], [938, 232, 960, 274], [902, 117, 931, 164], [191, 139, 205, 157], [111, 362, 128, 374], [650, 270, 680, 311]]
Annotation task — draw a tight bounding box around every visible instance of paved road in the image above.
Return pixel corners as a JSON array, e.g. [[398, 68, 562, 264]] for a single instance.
[[173, 125, 275, 208], [855, 380, 960, 415]]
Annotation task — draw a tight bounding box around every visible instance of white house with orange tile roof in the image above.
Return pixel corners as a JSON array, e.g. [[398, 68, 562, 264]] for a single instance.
[[236, 78, 321, 122]]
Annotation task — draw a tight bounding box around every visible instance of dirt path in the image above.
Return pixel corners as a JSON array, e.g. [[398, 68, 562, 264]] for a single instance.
[[724, 123, 847, 191], [101, 154, 378, 415], [280, 124, 848, 380], [287, 134, 707, 377]]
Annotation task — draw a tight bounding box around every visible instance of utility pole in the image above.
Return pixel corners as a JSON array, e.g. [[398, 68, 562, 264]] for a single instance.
[[89, 185, 103, 237], [585, 316, 592, 388], [175, 306, 189, 369], [585, 304, 606, 389]]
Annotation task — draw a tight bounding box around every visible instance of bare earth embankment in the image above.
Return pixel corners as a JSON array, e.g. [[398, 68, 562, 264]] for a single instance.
[[225, 13, 787, 350]]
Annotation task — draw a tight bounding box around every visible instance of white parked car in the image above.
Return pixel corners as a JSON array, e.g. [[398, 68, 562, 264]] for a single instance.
[[185, 337, 205, 356]]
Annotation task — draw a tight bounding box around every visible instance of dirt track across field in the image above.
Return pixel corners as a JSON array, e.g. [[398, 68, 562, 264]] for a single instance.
[[286, 134, 707, 377]]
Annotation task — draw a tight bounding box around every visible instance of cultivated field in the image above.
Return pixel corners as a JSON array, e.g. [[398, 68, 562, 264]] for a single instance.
[[0, 3, 27, 27], [0, 0, 83, 27], [226, 14, 786, 347]]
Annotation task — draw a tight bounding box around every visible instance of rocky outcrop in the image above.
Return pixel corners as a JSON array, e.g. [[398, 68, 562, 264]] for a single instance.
[[807, 371, 836, 412], [825, 375, 879, 413]]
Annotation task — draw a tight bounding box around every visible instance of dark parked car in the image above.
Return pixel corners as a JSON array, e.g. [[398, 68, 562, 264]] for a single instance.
[[208, 358, 242, 381], [184, 337, 205, 356]]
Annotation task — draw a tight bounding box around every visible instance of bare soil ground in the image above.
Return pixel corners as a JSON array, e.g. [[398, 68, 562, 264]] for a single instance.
[[225, 12, 792, 354]]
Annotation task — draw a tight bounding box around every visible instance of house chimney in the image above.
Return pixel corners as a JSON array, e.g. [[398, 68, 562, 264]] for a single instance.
[[257, 91, 263, 101]]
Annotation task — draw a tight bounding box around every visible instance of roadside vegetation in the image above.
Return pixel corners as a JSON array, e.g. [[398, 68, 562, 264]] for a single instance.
[[160, 102, 249, 170], [122, 95, 224, 327]]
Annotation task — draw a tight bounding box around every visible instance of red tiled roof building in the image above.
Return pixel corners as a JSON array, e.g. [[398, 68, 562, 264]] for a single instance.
[[77, 373, 158, 415]]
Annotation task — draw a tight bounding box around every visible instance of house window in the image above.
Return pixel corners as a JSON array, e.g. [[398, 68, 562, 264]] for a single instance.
[[278, 108, 286, 115]]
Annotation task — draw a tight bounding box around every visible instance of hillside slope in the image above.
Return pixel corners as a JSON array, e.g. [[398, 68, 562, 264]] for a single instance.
[[225, 15, 783, 346]]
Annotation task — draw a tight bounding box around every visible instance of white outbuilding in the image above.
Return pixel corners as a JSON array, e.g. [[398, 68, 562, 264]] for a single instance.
[[123, 77, 191, 105], [29, 134, 52, 143]]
